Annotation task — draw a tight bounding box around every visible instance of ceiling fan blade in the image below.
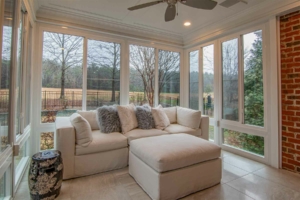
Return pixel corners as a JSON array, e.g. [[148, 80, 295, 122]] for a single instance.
[[181, 0, 217, 10], [165, 4, 176, 22], [220, 0, 246, 8], [128, 1, 163, 11]]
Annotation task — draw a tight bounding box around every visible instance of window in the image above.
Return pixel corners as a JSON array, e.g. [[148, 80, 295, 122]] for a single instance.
[[223, 129, 264, 156], [222, 38, 239, 121], [41, 32, 83, 123], [243, 31, 264, 127], [25, 25, 33, 127], [0, 0, 14, 152], [129, 45, 155, 106], [189, 50, 199, 110], [40, 132, 54, 150], [203, 45, 214, 117], [87, 40, 120, 110], [158, 50, 180, 107]]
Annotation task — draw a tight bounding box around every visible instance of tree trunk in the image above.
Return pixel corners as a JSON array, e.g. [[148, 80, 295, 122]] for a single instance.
[[60, 69, 65, 99], [60, 35, 65, 99]]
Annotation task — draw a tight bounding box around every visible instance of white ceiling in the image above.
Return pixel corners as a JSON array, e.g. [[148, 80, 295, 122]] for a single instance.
[[34, 0, 271, 36]]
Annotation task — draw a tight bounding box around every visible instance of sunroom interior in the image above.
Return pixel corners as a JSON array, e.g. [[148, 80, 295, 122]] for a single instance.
[[1, 0, 300, 199]]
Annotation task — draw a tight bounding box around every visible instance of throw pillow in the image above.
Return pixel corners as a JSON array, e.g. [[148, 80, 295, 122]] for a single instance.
[[163, 107, 177, 124], [77, 110, 98, 130], [117, 104, 138, 134], [177, 106, 201, 129], [135, 104, 155, 129], [70, 113, 93, 147], [96, 105, 121, 133], [151, 105, 170, 130]]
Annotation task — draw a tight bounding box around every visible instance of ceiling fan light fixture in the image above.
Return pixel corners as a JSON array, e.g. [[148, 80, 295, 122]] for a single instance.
[[184, 21, 191, 26]]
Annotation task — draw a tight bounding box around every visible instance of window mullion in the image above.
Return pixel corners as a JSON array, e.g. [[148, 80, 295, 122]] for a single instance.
[[199, 48, 204, 113], [238, 36, 244, 125]]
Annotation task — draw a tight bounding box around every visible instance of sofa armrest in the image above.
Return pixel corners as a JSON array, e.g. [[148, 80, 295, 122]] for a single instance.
[[199, 115, 209, 140], [55, 117, 75, 179]]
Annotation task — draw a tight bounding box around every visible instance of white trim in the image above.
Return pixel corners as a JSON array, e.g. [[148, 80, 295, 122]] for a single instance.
[[82, 37, 87, 111]]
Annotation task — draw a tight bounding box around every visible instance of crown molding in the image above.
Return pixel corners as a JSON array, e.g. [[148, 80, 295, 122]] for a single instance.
[[35, 4, 184, 46], [183, 0, 300, 48]]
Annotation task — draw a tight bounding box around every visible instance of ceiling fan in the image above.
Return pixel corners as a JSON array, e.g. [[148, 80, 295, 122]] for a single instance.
[[128, 0, 218, 22]]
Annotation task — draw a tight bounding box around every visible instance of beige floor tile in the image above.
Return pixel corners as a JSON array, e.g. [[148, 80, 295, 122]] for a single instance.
[[253, 166, 300, 193], [180, 184, 254, 200], [130, 191, 151, 200], [221, 162, 249, 183], [14, 188, 30, 200], [112, 167, 129, 177], [223, 155, 265, 172], [227, 174, 300, 200], [116, 173, 136, 187], [221, 150, 236, 158]]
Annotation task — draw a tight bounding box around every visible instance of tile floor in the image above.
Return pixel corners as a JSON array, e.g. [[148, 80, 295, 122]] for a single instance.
[[14, 151, 300, 200]]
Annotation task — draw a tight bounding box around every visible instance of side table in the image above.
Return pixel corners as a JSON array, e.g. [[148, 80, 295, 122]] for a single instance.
[[28, 150, 63, 200]]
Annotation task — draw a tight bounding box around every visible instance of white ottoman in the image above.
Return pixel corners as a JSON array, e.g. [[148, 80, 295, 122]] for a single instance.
[[129, 134, 222, 200]]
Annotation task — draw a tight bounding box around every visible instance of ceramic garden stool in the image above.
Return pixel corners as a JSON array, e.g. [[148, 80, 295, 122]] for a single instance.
[[28, 150, 63, 200]]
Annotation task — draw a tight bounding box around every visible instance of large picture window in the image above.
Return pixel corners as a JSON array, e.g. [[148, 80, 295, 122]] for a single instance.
[[41, 32, 83, 123], [203, 45, 214, 117], [87, 40, 120, 110], [158, 50, 180, 107], [129, 45, 155, 106], [189, 50, 199, 110]]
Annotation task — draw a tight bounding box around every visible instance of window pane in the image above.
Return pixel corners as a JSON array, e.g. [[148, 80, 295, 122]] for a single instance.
[[158, 50, 180, 107], [25, 25, 32, 127], [222, 39, 239, 121], [203, 45, 214, 117], [243, 30, 264, 127], [14, 140, 29, 179], [223, 128, 264, 156], [0, 0, 14, 151], [0, 169, 11, 199], [209, 125, 214, 141], [40, 132, 54, 150], [41, 32, 83, 123], [129, 45, 155, 106], [189, 50, 199, 110], [87, 40, 120, 110]]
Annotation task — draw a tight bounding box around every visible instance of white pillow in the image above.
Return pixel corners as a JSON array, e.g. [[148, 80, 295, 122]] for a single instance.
[[177, 107, 201, 129], [117, 104, 138, 134], [152, 105, 170, 130], [163, 107, 177, 124], [70, 113, 93, 147], [77, 110, 98, 130]]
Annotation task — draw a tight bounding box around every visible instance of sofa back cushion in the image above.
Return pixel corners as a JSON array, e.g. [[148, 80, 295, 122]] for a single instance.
[[163, 107, 177, 124], [77, 110, 98, 130], [117, 104, 138, 134], [96, 106, 121, 133], [70, 113, 93, 147], [177, 107, 201, 129], [152, 105, 170, 130], [135, 104, 155, 129]]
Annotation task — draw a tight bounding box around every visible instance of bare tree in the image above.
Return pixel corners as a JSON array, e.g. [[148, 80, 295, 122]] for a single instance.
[[158, 50, 180, 95], [130, 45, 155, 106], [87, 41, 120, 102], [43, 32, 83, 99]]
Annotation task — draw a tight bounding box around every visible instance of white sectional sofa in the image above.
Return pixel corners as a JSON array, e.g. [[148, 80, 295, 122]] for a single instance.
[[55, 106, 209, 180]]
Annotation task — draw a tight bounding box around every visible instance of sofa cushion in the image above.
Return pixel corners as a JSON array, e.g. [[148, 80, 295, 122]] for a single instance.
[[164, 124, 201, 137], [77, 110, 98, 130], [135, 104, 155, 129], [163, 107, 177, 124], [177, 107, 201, 129], [75, 130, 128, 156], [117, 104, 138, 134], [152, 105, 170, 130], [70, 113, 93, 147], [130, 134, 221, 173], [96, 105, 121, 133], [124, 128, 169, 143]]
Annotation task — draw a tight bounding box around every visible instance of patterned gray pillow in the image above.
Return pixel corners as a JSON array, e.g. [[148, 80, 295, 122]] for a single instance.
[[96, 105, 121, 133], [135, 105, 155, 129]]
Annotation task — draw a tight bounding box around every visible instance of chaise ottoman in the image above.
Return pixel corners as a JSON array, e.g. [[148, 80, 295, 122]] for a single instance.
[[129, 133, 222, 200]]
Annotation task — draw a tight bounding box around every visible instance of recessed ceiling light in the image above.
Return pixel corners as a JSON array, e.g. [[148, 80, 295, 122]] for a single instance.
[[6, 17, 13, 20], [184, 22, 191, 27], [62, 26, 68, 29]]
